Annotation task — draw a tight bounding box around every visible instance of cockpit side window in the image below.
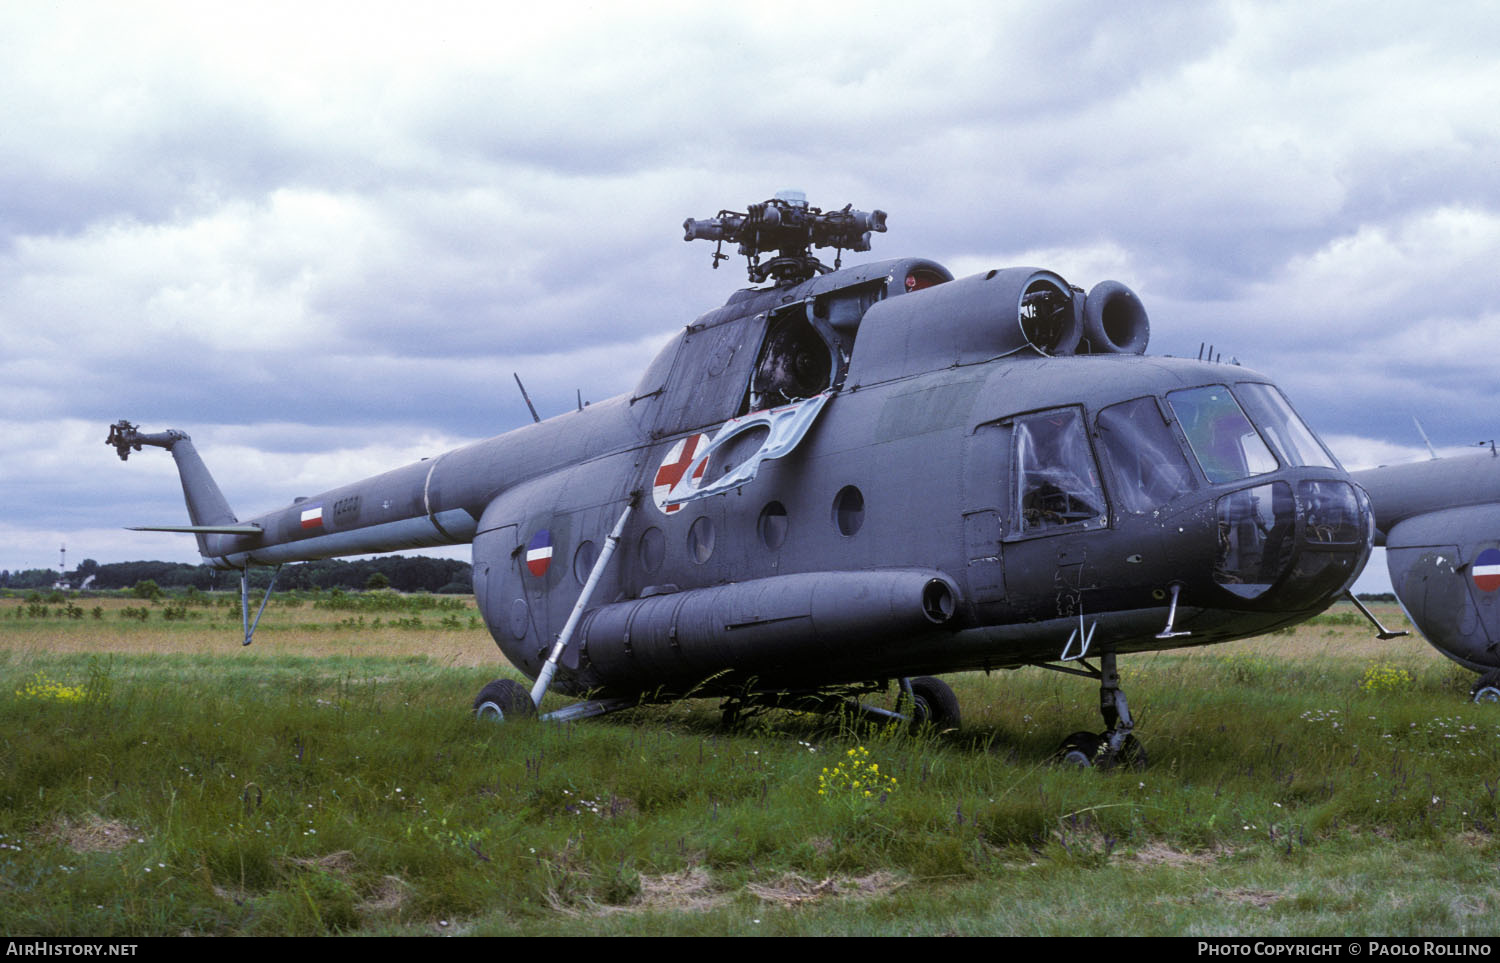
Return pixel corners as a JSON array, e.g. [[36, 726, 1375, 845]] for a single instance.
[[1012, 408, 1107, 534], [1167, 385, 1278, 484], [1234, 382, 1339, 470], [1095, 397, 1197, 514]]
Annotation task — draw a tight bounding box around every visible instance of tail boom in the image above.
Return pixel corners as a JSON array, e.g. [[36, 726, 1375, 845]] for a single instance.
[[110, 420, 478, 569]]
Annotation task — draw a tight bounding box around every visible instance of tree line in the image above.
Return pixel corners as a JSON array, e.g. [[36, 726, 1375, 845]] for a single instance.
[[1, 555, 473, 594]]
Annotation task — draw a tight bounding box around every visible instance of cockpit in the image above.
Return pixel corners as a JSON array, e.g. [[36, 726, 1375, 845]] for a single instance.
[[1005, 379, 1369, 608], [1088, 382, 1340, 514]]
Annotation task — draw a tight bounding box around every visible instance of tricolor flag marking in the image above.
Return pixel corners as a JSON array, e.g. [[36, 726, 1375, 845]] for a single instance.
[[652, 433, 711, 515], [526, 529, 554, 577], [1473, 547, 1500, 592], [300, 506, 324, 530]]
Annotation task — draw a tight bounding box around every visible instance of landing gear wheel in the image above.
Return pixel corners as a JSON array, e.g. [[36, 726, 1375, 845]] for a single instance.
[[906, 676, 960, 732], [1100, 733, 1148, 771], [1055, 730, 1103, 767], [473, 679, 537, 722], [1472, 670, 1500, 704]]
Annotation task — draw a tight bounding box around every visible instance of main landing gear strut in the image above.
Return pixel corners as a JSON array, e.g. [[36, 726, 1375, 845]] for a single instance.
[[1045, 649, 1147, 770]]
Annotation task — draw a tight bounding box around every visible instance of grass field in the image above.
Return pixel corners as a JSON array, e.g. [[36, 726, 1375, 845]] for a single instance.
[[1, 592, 1497, 936]]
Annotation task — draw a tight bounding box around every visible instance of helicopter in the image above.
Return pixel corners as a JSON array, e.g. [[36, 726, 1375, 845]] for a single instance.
[[1352, 448, 1500, 703], [109, 191, 1380, 768]]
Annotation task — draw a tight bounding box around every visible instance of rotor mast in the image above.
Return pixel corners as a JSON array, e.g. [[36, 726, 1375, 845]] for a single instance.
[[683, 189, 887, 286]]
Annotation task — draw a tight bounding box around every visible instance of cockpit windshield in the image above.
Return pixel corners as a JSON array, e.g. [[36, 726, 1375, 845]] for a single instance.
[[1234, 383, 1339, 471], [1167, 385, 1278, 484]]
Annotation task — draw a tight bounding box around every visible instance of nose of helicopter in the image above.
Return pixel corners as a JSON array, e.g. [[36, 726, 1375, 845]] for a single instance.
[[1211, 476, 1372, 610]]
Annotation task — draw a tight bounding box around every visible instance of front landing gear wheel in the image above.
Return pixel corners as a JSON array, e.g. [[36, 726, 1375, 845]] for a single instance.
[[1472, 670, 1500, 704], [1055, 731, 1103, 767], [1102, 733, 1148, 771], [906, 676, 960, 732], [474, 679, 537, 722], [1054, 731, 1147, 770]]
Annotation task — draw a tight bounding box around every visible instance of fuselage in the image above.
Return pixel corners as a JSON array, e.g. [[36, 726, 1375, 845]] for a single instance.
[[181, 257, 1371, 698]]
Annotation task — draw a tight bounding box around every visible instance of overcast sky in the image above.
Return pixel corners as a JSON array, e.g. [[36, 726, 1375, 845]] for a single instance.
[[3, 1, 1497, 596]]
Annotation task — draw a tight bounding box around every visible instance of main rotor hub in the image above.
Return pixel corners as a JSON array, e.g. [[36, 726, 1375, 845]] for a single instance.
[[683, 191, 887, 285]]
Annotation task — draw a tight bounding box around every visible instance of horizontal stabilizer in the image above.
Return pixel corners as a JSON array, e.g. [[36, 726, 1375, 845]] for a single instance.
[[127, 524, 262, 535]]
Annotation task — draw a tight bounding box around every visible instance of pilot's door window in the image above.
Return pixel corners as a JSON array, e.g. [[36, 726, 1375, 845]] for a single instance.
[[1095, 397, 1197, 514], [1011, 408, 1107, 535]]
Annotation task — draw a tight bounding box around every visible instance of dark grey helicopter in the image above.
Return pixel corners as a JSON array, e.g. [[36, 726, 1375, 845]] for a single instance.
[[1354, 449, 1500, 703], [109, 192, 1378, 767]]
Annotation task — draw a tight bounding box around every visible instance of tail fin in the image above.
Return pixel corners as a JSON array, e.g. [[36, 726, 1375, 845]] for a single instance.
[[108, 420, 247, 556]]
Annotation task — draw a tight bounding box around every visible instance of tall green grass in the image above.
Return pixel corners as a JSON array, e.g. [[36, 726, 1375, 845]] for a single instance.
[[0, 601, 1497, 935]]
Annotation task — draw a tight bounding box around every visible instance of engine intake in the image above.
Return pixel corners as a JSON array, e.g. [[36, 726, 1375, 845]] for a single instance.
[[1079, 280, 1150, 355]]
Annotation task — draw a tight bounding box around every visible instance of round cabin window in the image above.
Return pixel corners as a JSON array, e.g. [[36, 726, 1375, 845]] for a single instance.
[[638, 527, 665, 573], [833, 486, 864, 536], [758, 501, 789, 550], [688, 516, 716, 563]]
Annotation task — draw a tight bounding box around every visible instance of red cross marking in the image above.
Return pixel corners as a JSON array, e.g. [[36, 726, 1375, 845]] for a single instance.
[[652, 433, 711, 514]]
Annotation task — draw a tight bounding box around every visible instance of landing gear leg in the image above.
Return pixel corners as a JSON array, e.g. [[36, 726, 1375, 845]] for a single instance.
[[1097, 651, 1146, 770], [1047, 650, 1148, 768]]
